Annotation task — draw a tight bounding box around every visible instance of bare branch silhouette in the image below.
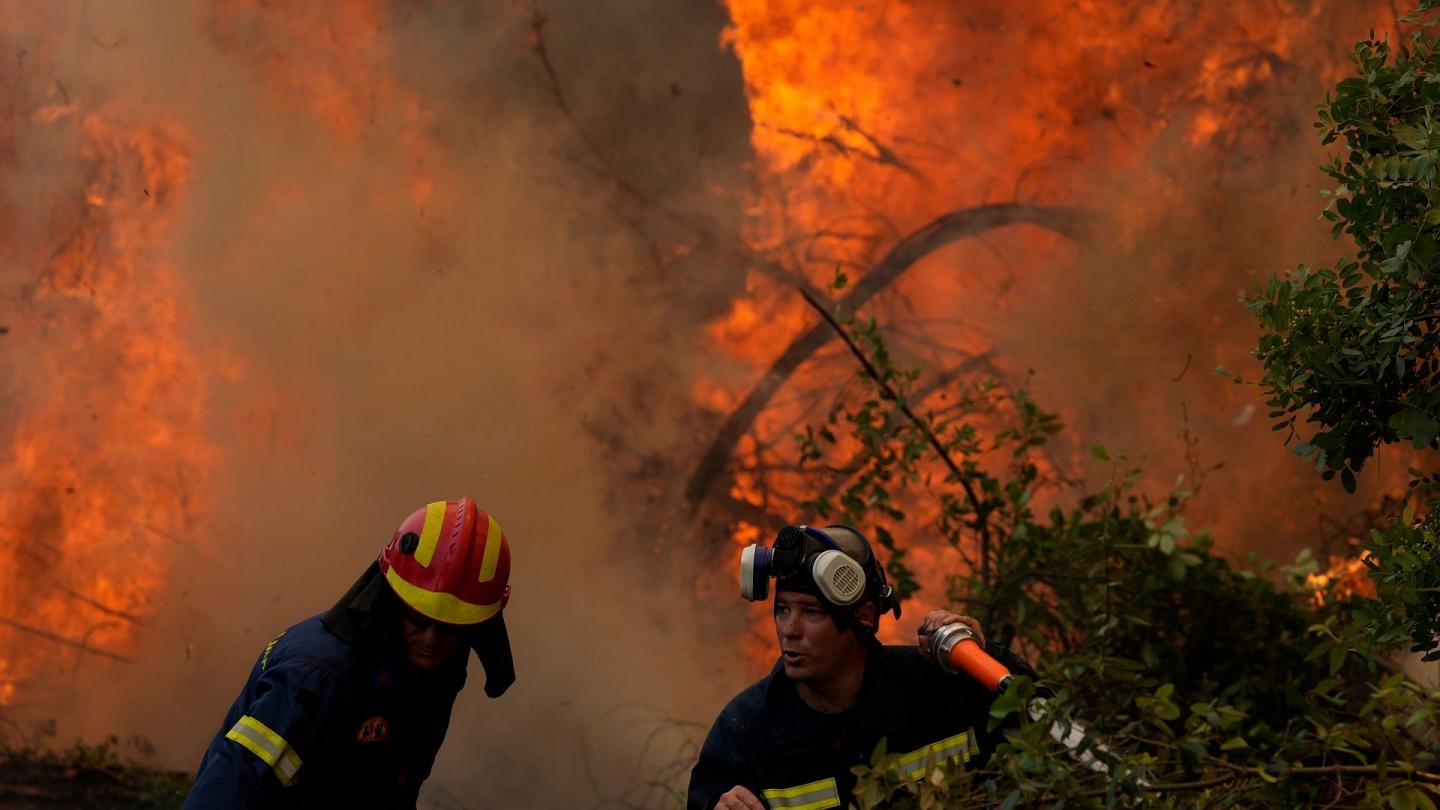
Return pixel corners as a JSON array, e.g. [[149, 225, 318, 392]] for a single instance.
[[685, 203, 1093, 510]]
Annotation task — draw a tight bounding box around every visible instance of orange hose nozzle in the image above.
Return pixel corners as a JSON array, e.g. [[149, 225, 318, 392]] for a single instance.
[[927, 623, 1013, 692]]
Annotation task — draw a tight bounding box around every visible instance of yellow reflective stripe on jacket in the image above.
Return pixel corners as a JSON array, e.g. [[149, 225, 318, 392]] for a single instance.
[[762, 777, 841, 810], [225, 715, 302, 786], [896, 729, 976, 779]]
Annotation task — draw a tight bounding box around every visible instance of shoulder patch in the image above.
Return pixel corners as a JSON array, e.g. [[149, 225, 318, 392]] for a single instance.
[[356, 715, 390, 744]]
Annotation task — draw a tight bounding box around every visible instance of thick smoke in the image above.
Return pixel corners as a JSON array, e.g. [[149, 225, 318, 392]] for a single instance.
[[3, 1, 1433, 806], [2, 0, 752, 806]]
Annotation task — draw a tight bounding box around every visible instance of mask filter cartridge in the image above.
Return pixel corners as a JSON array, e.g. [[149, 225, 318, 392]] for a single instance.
[[810, 549, 866, 606]]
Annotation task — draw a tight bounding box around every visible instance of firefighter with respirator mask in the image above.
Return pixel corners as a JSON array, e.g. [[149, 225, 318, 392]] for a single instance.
[[184, 497, 515, 809], [687, 524, 1036, 810]]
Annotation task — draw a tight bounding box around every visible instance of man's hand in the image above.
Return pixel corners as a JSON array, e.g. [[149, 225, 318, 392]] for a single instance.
[[715, 785, 766, 809], [916, 610, 985, 664]]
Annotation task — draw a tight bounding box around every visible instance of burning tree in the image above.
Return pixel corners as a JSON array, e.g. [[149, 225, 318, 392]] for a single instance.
[[674, 0, 1424, 647], [756, 6, 1440, 808], [664, 0, 1440, 807]]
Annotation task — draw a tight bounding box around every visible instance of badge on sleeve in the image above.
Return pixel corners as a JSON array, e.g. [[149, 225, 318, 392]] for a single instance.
[[356, 715, 390, 744]]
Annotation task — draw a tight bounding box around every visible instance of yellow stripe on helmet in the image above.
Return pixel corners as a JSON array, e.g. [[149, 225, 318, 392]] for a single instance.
[[478, 513, 504, 583], [413, 500, 449, 568], [385, 565, 502, 625]]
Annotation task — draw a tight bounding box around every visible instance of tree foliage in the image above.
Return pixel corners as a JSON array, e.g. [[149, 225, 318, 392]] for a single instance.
[[1248, 7, 1440, 491], [1247, 2, 1440, 665], [785, 273, 1438, 806]]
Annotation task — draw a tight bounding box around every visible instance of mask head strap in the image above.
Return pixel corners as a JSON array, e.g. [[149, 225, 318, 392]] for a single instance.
[[740, 523, 902, 628]]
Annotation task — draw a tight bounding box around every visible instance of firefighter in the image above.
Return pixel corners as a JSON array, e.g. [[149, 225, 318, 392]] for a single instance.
[[687, 524, 1034, 810], [184, 497, 515, 809]]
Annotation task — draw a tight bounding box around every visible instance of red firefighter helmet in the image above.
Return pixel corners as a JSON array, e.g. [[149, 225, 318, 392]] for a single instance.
[[378, 497, 511, 625]]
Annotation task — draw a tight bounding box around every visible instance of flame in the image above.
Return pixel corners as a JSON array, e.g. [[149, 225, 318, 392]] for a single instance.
[[1306, 551, 1377, 606], [0, 107, 225, 706], [208, 0, 391, 144], [704, 0, 1393, 668], [209, 0, 444, 220], [0, 0, 449, 712]]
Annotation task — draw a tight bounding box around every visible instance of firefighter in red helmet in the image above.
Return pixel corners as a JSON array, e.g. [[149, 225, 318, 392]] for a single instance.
[[184, 498, 515, 809]]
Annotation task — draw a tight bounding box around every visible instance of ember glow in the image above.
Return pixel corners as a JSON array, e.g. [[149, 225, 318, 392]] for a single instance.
[[703, 0, 1398, 654], [1307, 550, 1378, 606]]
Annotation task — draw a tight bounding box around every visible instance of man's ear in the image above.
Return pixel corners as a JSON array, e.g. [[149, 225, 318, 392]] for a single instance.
[[855, 600, 879, 633]]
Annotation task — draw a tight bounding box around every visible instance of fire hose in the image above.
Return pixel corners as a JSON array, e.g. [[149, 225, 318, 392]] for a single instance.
[[925, 623, 1135, 780]]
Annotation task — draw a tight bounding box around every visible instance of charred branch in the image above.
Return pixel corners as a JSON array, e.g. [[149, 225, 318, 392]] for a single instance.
[[798, 286, 997, 585], [49, 582, 145, 626], [527, 9, 837, 306], [771, 113, 926, 182], [838, 114, 926, 181], [684, 203, 1093, 511], [0, 616, 128, 663], [527, 9, 728, 267], [810, 348, 1003, 502]]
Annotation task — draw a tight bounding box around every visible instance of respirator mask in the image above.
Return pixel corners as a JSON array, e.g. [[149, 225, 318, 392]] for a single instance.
[[739, 524, 896, 617]]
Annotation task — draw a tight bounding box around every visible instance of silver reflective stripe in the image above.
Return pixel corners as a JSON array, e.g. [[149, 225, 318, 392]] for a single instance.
[[762, 776, 841, 810], [272, 748, 301, 785], [225, 715, 303, 786], [898, 730, 976, 778]]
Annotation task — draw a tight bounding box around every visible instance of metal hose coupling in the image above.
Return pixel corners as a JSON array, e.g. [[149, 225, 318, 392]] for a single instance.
[[927, 622, 1014, 692]]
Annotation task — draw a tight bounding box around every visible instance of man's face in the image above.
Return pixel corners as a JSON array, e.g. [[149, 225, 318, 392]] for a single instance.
[[773, 591, 864, 684], [399, 606, 468, 671]]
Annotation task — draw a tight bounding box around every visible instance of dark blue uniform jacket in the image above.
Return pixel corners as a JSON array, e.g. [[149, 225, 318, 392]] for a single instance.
[[687, 641, 1033, 810], [183, 613, 466, 809], [182, 560, 516, 810]]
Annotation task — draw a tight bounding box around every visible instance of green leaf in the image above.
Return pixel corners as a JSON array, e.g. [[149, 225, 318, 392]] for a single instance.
[[1390, 786, 1420, 810], [1328, 643, 1348, 675], [1389, 407, 1440, 449], [989, 684, 1027, 721], [1090, 444, 1111, 462]]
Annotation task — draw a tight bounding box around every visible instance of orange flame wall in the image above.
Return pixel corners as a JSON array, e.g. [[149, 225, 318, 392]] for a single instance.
[[706, 0, 1402, 649], [0, 71, 224, 704]]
